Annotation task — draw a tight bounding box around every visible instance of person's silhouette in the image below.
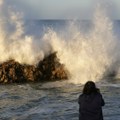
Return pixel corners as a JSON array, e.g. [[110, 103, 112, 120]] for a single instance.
[[78, 81, 105, 120]]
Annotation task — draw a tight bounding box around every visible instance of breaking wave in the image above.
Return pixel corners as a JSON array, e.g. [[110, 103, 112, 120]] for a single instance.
[[0, 1, 120, 83]]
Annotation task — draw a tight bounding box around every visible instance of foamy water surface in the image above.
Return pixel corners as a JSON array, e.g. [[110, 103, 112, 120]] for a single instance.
[[0, 80, 120, 120]]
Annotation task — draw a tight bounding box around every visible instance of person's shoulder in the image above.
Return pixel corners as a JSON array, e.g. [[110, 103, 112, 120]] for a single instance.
[[95, 92, 103, 98], [80, 93, 84, 96], [79, 93, 84, 98], [97, 92, 103, 96], [78, 93, 85, 103]]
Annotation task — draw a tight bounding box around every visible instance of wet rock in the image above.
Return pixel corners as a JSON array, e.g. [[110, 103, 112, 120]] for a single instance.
[[38, 52, 68, 80], [23, 65, 42, 82], [0, 52, 68, 84]]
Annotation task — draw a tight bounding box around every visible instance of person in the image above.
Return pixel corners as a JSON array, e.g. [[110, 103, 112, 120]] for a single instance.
[[78, 81, 105, 120]]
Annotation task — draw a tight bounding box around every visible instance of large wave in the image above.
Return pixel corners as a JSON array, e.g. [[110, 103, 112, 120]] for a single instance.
[[44, 4, 120, 83], [0, 1, 120, 83], [0, 0, 51, 65]]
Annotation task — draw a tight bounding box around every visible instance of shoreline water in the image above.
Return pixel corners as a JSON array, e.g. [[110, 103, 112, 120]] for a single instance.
[[0, 80, 120, 120]]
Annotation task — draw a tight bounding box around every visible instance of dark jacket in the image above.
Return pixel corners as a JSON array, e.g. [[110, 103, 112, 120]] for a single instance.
[[78, 93, 105, 120]]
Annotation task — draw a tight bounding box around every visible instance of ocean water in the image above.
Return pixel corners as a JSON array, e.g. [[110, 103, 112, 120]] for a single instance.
[[1, 1, 120, 119], [0, 80, 120, 120], [0, 18, 120, 119]]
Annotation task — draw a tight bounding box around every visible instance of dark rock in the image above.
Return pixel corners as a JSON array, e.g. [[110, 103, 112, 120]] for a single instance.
[[38, 52, 68, 80], [0, 52, 68, 84]]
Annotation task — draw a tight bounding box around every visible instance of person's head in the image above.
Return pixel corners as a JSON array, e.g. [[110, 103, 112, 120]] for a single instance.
[[83, 81, 99, 94]]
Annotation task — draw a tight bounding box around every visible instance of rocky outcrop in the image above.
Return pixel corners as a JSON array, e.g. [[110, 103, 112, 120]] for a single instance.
[[38, 52, 67, 80], [0, 52, 68, 84]]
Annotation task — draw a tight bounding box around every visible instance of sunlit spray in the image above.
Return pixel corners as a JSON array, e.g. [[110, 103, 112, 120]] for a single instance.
[[0, 1, 120, 84], [45, 4, 119, 84], [0, 0, 49, 65]]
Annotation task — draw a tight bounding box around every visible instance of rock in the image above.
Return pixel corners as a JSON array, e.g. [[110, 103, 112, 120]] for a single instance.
[[0, 52, 68, 84], [23, 65, 42, 82], [37, 52, 68, 80]]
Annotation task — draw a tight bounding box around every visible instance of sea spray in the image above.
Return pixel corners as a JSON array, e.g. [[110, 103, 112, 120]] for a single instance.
[[44, 4, 120, 83], [0, 0, 50, 65], [0, 1, 120, 83], [0, 0, 3, 5]]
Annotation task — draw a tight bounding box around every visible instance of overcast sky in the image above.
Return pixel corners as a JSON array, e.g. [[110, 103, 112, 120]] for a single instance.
[[5, 0, 120, 19]]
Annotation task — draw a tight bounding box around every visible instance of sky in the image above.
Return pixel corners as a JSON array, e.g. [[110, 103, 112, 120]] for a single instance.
[[5, 0, 120, 20]]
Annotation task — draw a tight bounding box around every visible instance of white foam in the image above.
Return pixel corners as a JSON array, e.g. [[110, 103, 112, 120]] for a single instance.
[[0, 1, 120, 84], [44, 4, 120, 84]]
